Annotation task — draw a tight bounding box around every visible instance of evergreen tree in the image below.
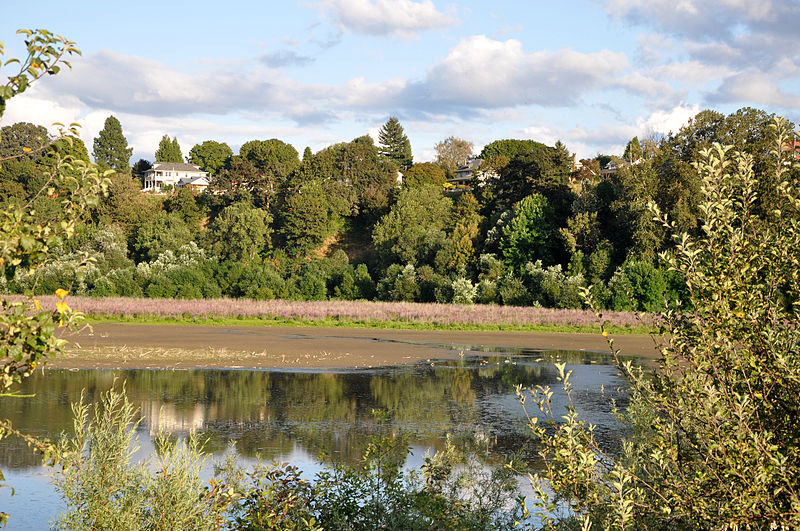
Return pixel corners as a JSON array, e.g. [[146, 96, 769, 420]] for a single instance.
[[155, 135, 183, 163], [624, 136, 642, 161], [92, 115, 133, 174], [378, 116, 412, 170]]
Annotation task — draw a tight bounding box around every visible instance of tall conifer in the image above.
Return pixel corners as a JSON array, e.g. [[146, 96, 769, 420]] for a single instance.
[[378, 116, 413, 170], [92, 115, 133, 173]]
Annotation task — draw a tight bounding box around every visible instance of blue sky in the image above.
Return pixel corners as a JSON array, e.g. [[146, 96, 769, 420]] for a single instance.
[[2, 0, 799, 163]]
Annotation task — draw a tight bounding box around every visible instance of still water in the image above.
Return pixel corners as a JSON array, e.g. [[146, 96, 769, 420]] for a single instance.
[[0, 349, 628, 529]]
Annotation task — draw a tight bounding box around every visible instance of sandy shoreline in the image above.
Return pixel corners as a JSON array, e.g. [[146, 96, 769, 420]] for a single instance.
[[52, 323, 662, 369]]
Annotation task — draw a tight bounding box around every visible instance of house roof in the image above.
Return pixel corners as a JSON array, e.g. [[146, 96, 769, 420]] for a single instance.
[[150, 162, 206, 172], [179, 176, 209, 186]]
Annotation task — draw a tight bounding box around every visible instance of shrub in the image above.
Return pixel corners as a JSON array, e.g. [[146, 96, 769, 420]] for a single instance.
[[226, 435, 527, 531], [520, 122, 800, 528], [608, 260, 666, 312], [377, 264, 420, 302], [53, 386, 233, 530], [451, 277, 477, 304]]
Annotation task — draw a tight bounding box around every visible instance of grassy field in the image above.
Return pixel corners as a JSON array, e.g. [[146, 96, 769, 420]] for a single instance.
[[30, 296, 656, 334]]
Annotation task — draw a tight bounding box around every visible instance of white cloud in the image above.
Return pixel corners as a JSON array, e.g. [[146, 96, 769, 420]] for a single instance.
[[650, 61, 733, 84], [615, 72, 677, 98], [636, 103, 700, 136], [419, 36, 629, 108], [316, 0, 457, 38], [709, 71, 800, 109]]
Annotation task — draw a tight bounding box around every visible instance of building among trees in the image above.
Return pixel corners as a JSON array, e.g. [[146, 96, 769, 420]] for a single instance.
[[141, 162, 208, 192]]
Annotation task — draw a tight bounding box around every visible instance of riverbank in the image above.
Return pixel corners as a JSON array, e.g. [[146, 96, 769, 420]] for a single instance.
[[53, 323, 662, 369]]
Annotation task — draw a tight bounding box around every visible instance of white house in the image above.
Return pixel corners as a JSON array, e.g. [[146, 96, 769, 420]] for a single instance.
[[448, 156, 498, 187], [142, 162, 209, 192]]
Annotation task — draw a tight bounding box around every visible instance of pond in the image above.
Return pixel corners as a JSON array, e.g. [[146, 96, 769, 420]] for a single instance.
[[0, 349, 629, 529]]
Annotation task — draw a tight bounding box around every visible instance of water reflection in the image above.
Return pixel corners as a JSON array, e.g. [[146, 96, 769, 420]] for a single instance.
[[0, 350, 628, 472]]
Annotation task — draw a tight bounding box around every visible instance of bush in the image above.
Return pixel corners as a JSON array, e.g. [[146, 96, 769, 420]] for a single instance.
[[53, 386, 232, 530], [608, 260, 666, 312], [498, 274, 530, 306], [377, 264, 420, 302], [226, 435, 527, 531], [520, 123, 800, 528], [451, 277, 477, 304], [416, 265, 452, 303]]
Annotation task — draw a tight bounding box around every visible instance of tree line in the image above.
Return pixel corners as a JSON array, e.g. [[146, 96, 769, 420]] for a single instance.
[[1, 107, 795, 311]]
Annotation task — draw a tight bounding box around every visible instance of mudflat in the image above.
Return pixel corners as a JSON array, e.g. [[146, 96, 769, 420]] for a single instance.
[[52, 323, 662, 369]]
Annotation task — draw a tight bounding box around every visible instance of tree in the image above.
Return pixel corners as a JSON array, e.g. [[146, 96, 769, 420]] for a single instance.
[[132, 211, 193, 262], [402, 162, 447, 187], [524, 120, 800, 528], [131, 158, 152, 176], [188, 140, 232, 175], [155, 135, 183, 163], [239, 138, 299, 175], [372, 184, 453, 266], [378, 116, 412, 170], [95, 173, 158, 230], [206, 202, 272, 263], [434, 136, 473, 173], [480, 139, 545, 161], [92, 115, 133, 173], [281, 180, 346, 256], [623, 136, 642, 161], [499, 193, 555, 271], [313, 135, 397, 220], [0, 122, 50, 160]]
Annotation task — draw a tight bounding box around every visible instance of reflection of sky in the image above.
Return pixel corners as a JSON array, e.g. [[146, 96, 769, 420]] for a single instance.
[[0, 350, 631, 527]]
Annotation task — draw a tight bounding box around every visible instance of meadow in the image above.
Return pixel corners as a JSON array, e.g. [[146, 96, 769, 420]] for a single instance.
[[40, 295, 654, 333]]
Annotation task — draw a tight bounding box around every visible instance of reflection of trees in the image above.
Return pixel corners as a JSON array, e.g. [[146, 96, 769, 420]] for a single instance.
[[0, 357, 619, 470]]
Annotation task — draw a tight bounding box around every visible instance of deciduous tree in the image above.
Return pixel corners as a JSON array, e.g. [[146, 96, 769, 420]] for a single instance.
[[188, 140, 232, 175], [434, 136, 473, 173]]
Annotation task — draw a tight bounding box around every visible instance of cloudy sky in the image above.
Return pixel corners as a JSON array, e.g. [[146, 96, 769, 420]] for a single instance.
[[2, 0, 799, 163]]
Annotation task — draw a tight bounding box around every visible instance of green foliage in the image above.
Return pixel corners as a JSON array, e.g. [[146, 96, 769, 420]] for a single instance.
[[53, 386, 233, 530], [95, 173, 156, 230], [281, 180, 345, 256], [132, 211, 193, 262], [402, 161, 446, 187], [0, 30, 110, 526], [0, 29, 80, 117], [240, 138, 299, 174], [227, 434, 525, 531], [92, 115, 133, 173], [163, 187, 204, 227], [377, 116, 412, 170], [207, 202, 271, 263], [377, 263, 419, 302], [623, 136, 642, 160], [608, 260, 666, 312], [155, 134, 183, 163], [479, 138, 547, 161], [499, 193, 555, 271], [372, 184, 453, 266], [0, 122, 49, 160], [313, 135, 397, 219], [523, 118, 800, 529], [188, 140, 232, 175]]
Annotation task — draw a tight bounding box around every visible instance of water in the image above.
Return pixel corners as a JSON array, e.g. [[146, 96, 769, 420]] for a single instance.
[[0, 350, 629, 529]]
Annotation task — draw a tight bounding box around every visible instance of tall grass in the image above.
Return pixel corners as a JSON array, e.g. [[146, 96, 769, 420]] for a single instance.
[[26, 295, 652, 330]]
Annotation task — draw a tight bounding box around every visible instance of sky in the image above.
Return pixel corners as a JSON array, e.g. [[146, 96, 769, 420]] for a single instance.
[[2, 0, 799, 163]]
